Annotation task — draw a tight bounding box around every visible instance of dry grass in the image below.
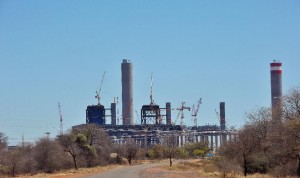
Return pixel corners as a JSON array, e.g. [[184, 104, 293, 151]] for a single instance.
[[15, 159, 158, 178], [141, 159, 220, 178], [145, 159, 298, 178], [17, 164, 123, 178], [169, 159, 219, 177]]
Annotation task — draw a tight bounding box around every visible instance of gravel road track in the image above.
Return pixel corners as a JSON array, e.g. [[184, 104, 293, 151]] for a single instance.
[[83, 161, 168, 178]]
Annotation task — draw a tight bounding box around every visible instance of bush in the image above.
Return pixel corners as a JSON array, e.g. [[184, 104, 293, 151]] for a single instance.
[[147, 145, 165, 159], [193, 149, 205, 158], [177, 148, 189, 159]]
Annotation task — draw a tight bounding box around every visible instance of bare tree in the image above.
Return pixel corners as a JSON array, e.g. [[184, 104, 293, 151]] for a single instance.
[[124, 139, 139, 165], [160, 133, 178, 167], [282, 87, 300, 176], [219, 124, 261, 176], [0, 131, 7, 151], [57, 133, 80, 169], [4, 149, 21, 177], [283, 87, 300, 120], [18, 144, 37, 175], [33, 137, 65, 173]]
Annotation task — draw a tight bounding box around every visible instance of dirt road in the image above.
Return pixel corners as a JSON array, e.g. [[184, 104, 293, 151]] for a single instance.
[[83, 161, 168, 178]]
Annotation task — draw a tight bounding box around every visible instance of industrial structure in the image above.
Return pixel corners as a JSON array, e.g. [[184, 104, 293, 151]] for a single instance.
[[270, 61, 282, 119], [122, 59, 134, 125], [80, 59, 236, 150], [220, 102, 226, 130]]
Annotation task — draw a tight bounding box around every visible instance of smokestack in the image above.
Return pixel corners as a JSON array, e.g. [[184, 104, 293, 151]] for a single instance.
[[220, 102, 225, 130], [121, 59, 134, 125], [270, 61, 282, 119], [166, 102, 171, 125], [111, 102, 116, 125]]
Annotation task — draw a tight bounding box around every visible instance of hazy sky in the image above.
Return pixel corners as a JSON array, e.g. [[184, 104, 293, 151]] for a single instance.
[[1, 0, 300, 145]]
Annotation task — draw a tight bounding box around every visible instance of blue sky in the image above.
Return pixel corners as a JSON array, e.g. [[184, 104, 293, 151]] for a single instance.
[[0, 0, 300, 145]]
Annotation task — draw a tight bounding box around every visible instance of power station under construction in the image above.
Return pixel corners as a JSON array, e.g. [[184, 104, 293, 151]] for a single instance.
[[75, 60, 282, 149]]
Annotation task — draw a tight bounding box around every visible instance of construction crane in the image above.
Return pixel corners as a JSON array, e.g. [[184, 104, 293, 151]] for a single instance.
[[150, 72, 154, 105], [191, 98, 202, 127], [214, 109, 233, 131], [95, 71, 106, 105], [58, 102, 63, 135], [175, 102, 191, 126], [214, 109, 220, 122]]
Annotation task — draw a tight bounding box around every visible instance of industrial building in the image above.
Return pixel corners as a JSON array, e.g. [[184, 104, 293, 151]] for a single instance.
[[80, 60, 284, 149], [82, 59, 237, 149]]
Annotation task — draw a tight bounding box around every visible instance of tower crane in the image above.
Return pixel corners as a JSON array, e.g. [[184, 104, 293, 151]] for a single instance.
[[95, 71, 106, 105], [215, 109, 232, 131], [58, 102, 63, 135], [191, 98, 202, 127], [175, 102, 191, 126], [214, 109, 220, 122]]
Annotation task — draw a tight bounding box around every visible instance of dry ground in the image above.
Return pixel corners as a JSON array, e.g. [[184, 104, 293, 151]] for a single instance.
[[14, 165, 123, 178], [6, 159, 296, 178], [141, 159, 219, 178]]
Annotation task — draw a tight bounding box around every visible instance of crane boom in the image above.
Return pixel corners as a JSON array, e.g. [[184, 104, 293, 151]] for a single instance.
[[95, 71, 106, 105]]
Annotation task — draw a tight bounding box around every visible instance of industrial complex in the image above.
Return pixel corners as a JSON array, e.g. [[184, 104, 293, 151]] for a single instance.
[[74, 60, 283, 150]]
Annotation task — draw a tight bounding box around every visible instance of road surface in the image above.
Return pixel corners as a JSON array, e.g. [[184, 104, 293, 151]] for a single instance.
[[83, 162, 168, 178]]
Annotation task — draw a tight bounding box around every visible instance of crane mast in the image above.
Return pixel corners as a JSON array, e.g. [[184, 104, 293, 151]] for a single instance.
[[150, 72, 154, 105], [175, 102, 191, 126], [58, 102, 63, 135], [192, 98, 202, 127]]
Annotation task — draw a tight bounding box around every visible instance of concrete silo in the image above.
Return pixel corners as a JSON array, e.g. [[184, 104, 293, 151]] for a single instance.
[[121, 59, 134, 125]]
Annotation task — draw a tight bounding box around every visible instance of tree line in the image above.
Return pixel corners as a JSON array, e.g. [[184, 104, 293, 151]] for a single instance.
[[216, 87, 300, 177], [0, 124, 210, 177]]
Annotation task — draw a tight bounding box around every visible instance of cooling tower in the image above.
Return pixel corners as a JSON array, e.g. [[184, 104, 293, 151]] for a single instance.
[[121, 59, 134, 125], [270, 61, 282, 119]]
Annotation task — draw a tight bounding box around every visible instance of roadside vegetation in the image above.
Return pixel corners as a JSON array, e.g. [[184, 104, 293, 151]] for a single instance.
[[1, 87, 300, 177], [215, 87, 300, 177], [0, 124, 210, 177]]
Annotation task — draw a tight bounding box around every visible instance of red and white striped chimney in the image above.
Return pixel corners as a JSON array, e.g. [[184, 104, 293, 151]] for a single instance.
[[270, 61, 282, 119]]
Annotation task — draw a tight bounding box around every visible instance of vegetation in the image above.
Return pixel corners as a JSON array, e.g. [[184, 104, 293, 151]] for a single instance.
[[146, 135, 210, 167], [216, 87, 300, 177]]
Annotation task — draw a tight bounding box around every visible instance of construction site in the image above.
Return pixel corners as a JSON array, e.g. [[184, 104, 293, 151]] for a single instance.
[[74, 60, 283, 150]]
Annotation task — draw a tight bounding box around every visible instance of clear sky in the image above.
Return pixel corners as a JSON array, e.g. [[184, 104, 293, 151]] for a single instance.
[[1, 0, 300, 145]]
